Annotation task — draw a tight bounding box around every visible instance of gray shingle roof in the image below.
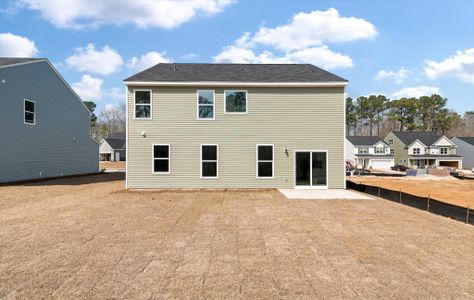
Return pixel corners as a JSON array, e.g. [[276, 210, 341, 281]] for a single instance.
[[0, 57, 43, 67], [346, 136, 385, 146], [104, 138, 125, 150], [456, 137, 474, 146], [109, 132, 125, 140], [124, 63, 347, 83], [392, 131, 442, 146]]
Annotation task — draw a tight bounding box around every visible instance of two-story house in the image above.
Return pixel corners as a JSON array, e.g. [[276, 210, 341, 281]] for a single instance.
[[124, 63, 347, 189], [384, 131, 462, 169], [345, 136, 394, 169], [451, 137, 474, 170], [0, 58, 98, 183]]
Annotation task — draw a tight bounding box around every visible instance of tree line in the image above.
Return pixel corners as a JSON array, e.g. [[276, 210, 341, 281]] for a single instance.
[[83, 101, 126, 141], [346, 94, 474, 138]]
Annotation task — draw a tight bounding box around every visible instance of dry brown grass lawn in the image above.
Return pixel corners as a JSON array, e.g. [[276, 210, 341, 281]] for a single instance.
[[349, 176, 474, 208], [99, 161, 125, 169], [1, 174, 474, 298]]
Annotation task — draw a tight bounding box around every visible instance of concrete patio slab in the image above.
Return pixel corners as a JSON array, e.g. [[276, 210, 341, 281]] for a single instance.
[[278, 188, 373, 200]]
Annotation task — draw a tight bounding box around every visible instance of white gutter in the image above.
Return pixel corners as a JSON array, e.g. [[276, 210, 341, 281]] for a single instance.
[[123, 81, 348, 87]]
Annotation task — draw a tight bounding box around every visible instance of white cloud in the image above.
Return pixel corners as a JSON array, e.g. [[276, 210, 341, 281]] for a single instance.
[[17, 0, 233, 29], [127, 51, 172, 73], [66, 44, 123, 75], [72, 74, 103, 100], [244, 8, 377, 51], [0, 32, 39, 57], [107, 87, 123, 100], [180, 53, 200, 60], [424, 48, 474, 84], [213, 45, 353, 69], [375, 67, 410, 84], [391, 86, 441, 98]]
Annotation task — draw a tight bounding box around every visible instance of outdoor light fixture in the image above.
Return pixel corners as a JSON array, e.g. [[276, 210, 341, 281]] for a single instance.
[[141, 131, 146, 137], [283, 147, 288, 156]]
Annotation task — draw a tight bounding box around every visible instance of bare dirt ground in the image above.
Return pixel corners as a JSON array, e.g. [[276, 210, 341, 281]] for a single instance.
[[350, 176, 474, 208], [99, 161, 125, 170], [1, 174, 474, 298]]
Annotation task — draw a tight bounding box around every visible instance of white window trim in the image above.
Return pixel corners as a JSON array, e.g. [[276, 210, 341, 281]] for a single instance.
[[224, 90, 248, 115], [24, 99, 36, 125], [440, 147, 448, 155], [375, 146, 385, 154], [413, 148, 420, 155], [256, 144, 274, 179], [134, 89, 152, 120], [358, 147, 368, 154], [293, 150, 329, 190], [196, 90, 215, 120], [200, 144, 219, 179], [152, 144, 170, 175]]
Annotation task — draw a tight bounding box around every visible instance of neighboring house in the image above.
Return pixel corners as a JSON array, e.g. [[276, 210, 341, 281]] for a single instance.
[[0, 57, 98, 183], [99, 132, 126, 161], [345, 136, 394, 169], [451, 137, 474, 170], [124, 63, 347, 189], [384, 131, 462, 169]]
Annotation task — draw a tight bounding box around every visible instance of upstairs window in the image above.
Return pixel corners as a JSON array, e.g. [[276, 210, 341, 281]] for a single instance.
[[24, 99, 35, 125], [390, 149, 395, 155], [413, 148, 420, 155], [135, 90, 151, 119], [153, 144, 170, 174], [388, 139, 394, 145], [375, 147, 385, 154], [358, 147, 368, 154], [225, 90, 247, 114], [201, 145, 218, 178], [440, 147, 448, 155], [257, 145, 274, 178], [197, 90, 215, 119]]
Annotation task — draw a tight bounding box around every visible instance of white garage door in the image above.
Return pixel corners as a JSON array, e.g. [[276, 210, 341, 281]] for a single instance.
[[371, 159, 394, 170]]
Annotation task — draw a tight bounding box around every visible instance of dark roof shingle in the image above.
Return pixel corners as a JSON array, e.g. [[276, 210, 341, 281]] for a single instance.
[[346, 136, 384, 146], [392, 131, 442, 146], [456, 137, 474, 146], [104, 138, 125, 150], [124, 63, 347, 83], [0, 57, 43, 67]]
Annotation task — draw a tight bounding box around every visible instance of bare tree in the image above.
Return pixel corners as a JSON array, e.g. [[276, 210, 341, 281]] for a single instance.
[[97, 103, 126, 138]]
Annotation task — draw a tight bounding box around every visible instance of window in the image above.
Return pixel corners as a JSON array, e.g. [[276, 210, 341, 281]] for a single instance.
[[375, 147, 385, 154], [135, 90, 151, 119], [440, 147, 448, 155], [197, 90, 215, 119], [358, 147, 368, 154], [24, 99, 35, 125], [257, 145, 274, 178], [390, 149, 395, 155], [413, 148, 420, 155], [224, 90, 247, 114], [201, 145, 218, 178], [153, 145, 170, 174], [388, 139, 393, 145]]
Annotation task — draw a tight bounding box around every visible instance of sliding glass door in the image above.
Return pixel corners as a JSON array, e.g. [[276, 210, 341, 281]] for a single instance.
[[295, 151, 327, 188]]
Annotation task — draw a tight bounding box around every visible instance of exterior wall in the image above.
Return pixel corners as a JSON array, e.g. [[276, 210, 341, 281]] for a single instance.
[[384, 132, 408, 165], [99, 140, 113, 154], [452, 138, 474, 169], [0, 61, 98, 183], [408, 141, 426, 155], [345, 139, 356, 162], [127, 86, 345, 189]]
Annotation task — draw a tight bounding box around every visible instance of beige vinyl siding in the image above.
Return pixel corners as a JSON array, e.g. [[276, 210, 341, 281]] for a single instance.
[[127, 86, 344, 189]]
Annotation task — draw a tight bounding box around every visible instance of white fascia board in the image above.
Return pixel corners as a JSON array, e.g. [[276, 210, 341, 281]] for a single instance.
[[123, 81, 348, 87]]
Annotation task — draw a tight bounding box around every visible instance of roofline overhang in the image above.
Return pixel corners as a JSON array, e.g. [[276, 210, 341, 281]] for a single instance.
[[123, 81, 348, 87]]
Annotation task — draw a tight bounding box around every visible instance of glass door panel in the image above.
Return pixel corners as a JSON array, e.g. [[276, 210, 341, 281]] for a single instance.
[[311, 152, 327, 186], [295, 152, 310, 186]]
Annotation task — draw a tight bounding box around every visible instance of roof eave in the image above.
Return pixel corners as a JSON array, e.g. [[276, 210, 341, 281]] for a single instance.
[[123, 81, 348, 87]]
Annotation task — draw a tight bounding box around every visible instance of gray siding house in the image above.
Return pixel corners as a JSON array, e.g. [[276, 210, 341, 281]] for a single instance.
[[345, 136, 394, 169], [99, 132, 126, 161], [451, 137, 474, 170], [0, 58, 98, 183], [124, 63, 347, 189]]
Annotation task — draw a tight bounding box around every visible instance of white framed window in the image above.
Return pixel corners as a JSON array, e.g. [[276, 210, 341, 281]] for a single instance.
[[375, 146, 385, 154], [224, 90, 247, 114], [358, 147, 368, 154], [256, 144, 274, 179], [390, 149, 395, 155], [134, 90, 152, 119], [152, 144, 170, 174], [440, 147, 448, 155], [24, 99, 35, 125], [201, 144, 218, 178], [388, 139, 393, 145], [413, 148, 420, 155], [197, 90, 215, 120]]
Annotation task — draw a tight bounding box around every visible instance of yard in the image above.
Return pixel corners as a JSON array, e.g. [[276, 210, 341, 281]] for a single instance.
[[99, 161, 126, 170], [1, 174, 473, 298], [349, 175, 474, 208]]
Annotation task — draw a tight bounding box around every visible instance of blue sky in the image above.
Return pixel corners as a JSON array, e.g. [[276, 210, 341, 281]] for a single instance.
[[1, 0, 473, 114]]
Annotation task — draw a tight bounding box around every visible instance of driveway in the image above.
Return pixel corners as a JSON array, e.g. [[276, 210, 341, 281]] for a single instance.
[[1, 173, 473, 298]]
